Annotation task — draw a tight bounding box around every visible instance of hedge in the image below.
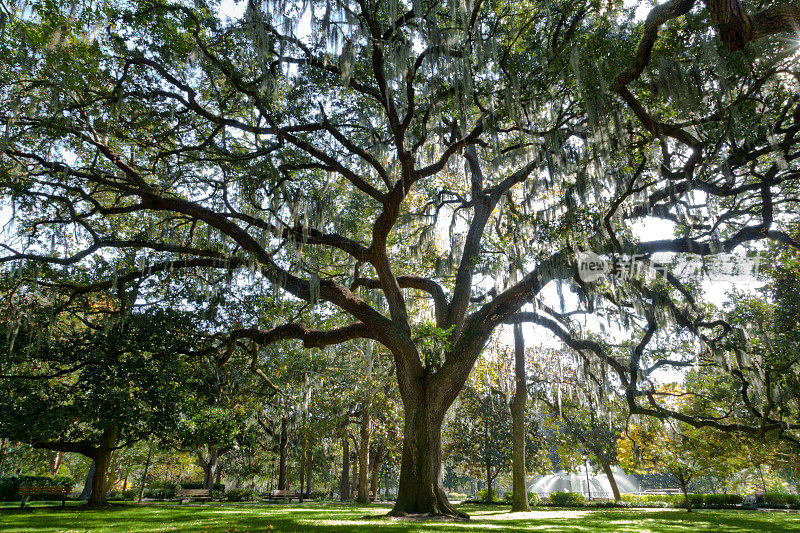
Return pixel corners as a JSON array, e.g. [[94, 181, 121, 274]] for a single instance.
[[0, 476, 76, 501]]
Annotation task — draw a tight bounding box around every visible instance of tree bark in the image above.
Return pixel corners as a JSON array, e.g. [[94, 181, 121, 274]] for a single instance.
[[486, 460, 493, 503], [351, 448, 358, 498], [677, 470, 692, 513], [278, 417, 289, 490], [87, 425, 119, 507], [389, 392, 465, 517], [138, 443, 153, 503], [81, 461, 95, 501], [370, 445, 383, 498], [50, 452, 63, 477], [340, 428, 350, 500], [357, 403, 371, 503], [601, 462, 621, 501], [0, 438, 6, 475], [510, 323, 530, 512], [305, 446, 313, 497]]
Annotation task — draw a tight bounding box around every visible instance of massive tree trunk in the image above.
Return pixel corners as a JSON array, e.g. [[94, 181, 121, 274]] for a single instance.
[[510, 323, 530, 512], [278, 417, 289, 490], [389, 390, 465, 517], [357, 403, 371, 503], [601, 462, 621, 501], [340, 428, 350, 501], [87, 425, 119, 507]]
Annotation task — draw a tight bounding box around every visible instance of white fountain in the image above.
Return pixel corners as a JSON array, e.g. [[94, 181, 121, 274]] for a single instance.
[[528, 464, 639, 499]]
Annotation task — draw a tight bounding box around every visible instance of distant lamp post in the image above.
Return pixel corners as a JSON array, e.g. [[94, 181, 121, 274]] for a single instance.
[[582, 453, 592, 500]]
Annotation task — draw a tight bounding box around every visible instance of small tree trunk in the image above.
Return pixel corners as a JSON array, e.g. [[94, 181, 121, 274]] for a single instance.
[[81, 461, 96, 501], [370, 446, 383, 498], [50, 452, 63, 477], [340, 429, 350, 501], [510, 323, 530, 512], [87, 425, 119, 507], [0, 437, 7, 475], [486, 460, 493, 502], [384, 467, 390, 499], [601, 462, 621, 501], [138, 443, 153, 503], [202, 446, 220, 490], [299, 453, 305, 502], [215, 463, 223, 486], [351, 450, 358, 498], [278, 417, 289, 490], [677, 470, 692, 513], [305, 447, 313, 497], [357, 404, 371, 503], [390, 392, 464, 517]]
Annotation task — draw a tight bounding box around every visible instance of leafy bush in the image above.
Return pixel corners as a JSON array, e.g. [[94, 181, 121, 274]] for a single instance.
[[527, 492, 542, 506], [759, 493, 800, 508], [142, 483, 177, 501], [226, 488, 257, 502], [548, 491, 587, 507], [0, 476, 76, 501], [700, 494, 742, 508], [620, 493, 678, 508], [502, 491, 513, 503], [477, 489, 499, 502], [107, 490, 137, 501], [209, 489, 225, 500], [620, 493, 744, 509], [178, 482, 225, 491]]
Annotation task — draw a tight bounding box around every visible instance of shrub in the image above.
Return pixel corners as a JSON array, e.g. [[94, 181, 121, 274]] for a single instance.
[[760, 492, 800, 508], [226, 488, 257, 502], [107, 490, 137, 501], [527, 492, 542, 506], [477, 489, 499, 502], [142, 483, 177, 501], [549, 491, 586, 507], [0, 476, 76, 501], [179, 482, 204, 490], [701, 494, 742, 508]]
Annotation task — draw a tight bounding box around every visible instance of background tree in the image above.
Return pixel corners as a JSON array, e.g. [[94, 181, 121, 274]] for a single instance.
[[0, 302, 203, 505]]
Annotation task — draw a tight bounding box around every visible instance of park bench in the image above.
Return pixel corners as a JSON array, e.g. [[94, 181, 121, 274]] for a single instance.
[[266, 489, 298, 501], [369, 490, 379, 502], [18, 485, 68, 508], [176, 488, 212, 504]]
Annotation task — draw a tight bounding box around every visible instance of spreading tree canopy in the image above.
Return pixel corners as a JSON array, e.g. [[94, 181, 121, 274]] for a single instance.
[[2, 0, 800, 516]]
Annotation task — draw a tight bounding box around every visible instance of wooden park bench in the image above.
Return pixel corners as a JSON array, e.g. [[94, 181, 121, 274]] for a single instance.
[[176, 488, 212, 504], [18, 485, 68, 508], [369, 490, 379, 502], [266, 489, 298, 502]]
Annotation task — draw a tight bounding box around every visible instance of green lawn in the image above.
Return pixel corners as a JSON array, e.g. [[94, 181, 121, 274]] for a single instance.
[[1, 502, 799, 532]]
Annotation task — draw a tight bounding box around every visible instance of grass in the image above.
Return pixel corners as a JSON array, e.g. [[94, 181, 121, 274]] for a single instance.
[[1, 501, 799, 532]]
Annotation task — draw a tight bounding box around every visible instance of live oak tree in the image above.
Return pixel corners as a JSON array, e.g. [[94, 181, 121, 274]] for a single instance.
[[0, 303, 202, 506], [3, 0, 800, 517]]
